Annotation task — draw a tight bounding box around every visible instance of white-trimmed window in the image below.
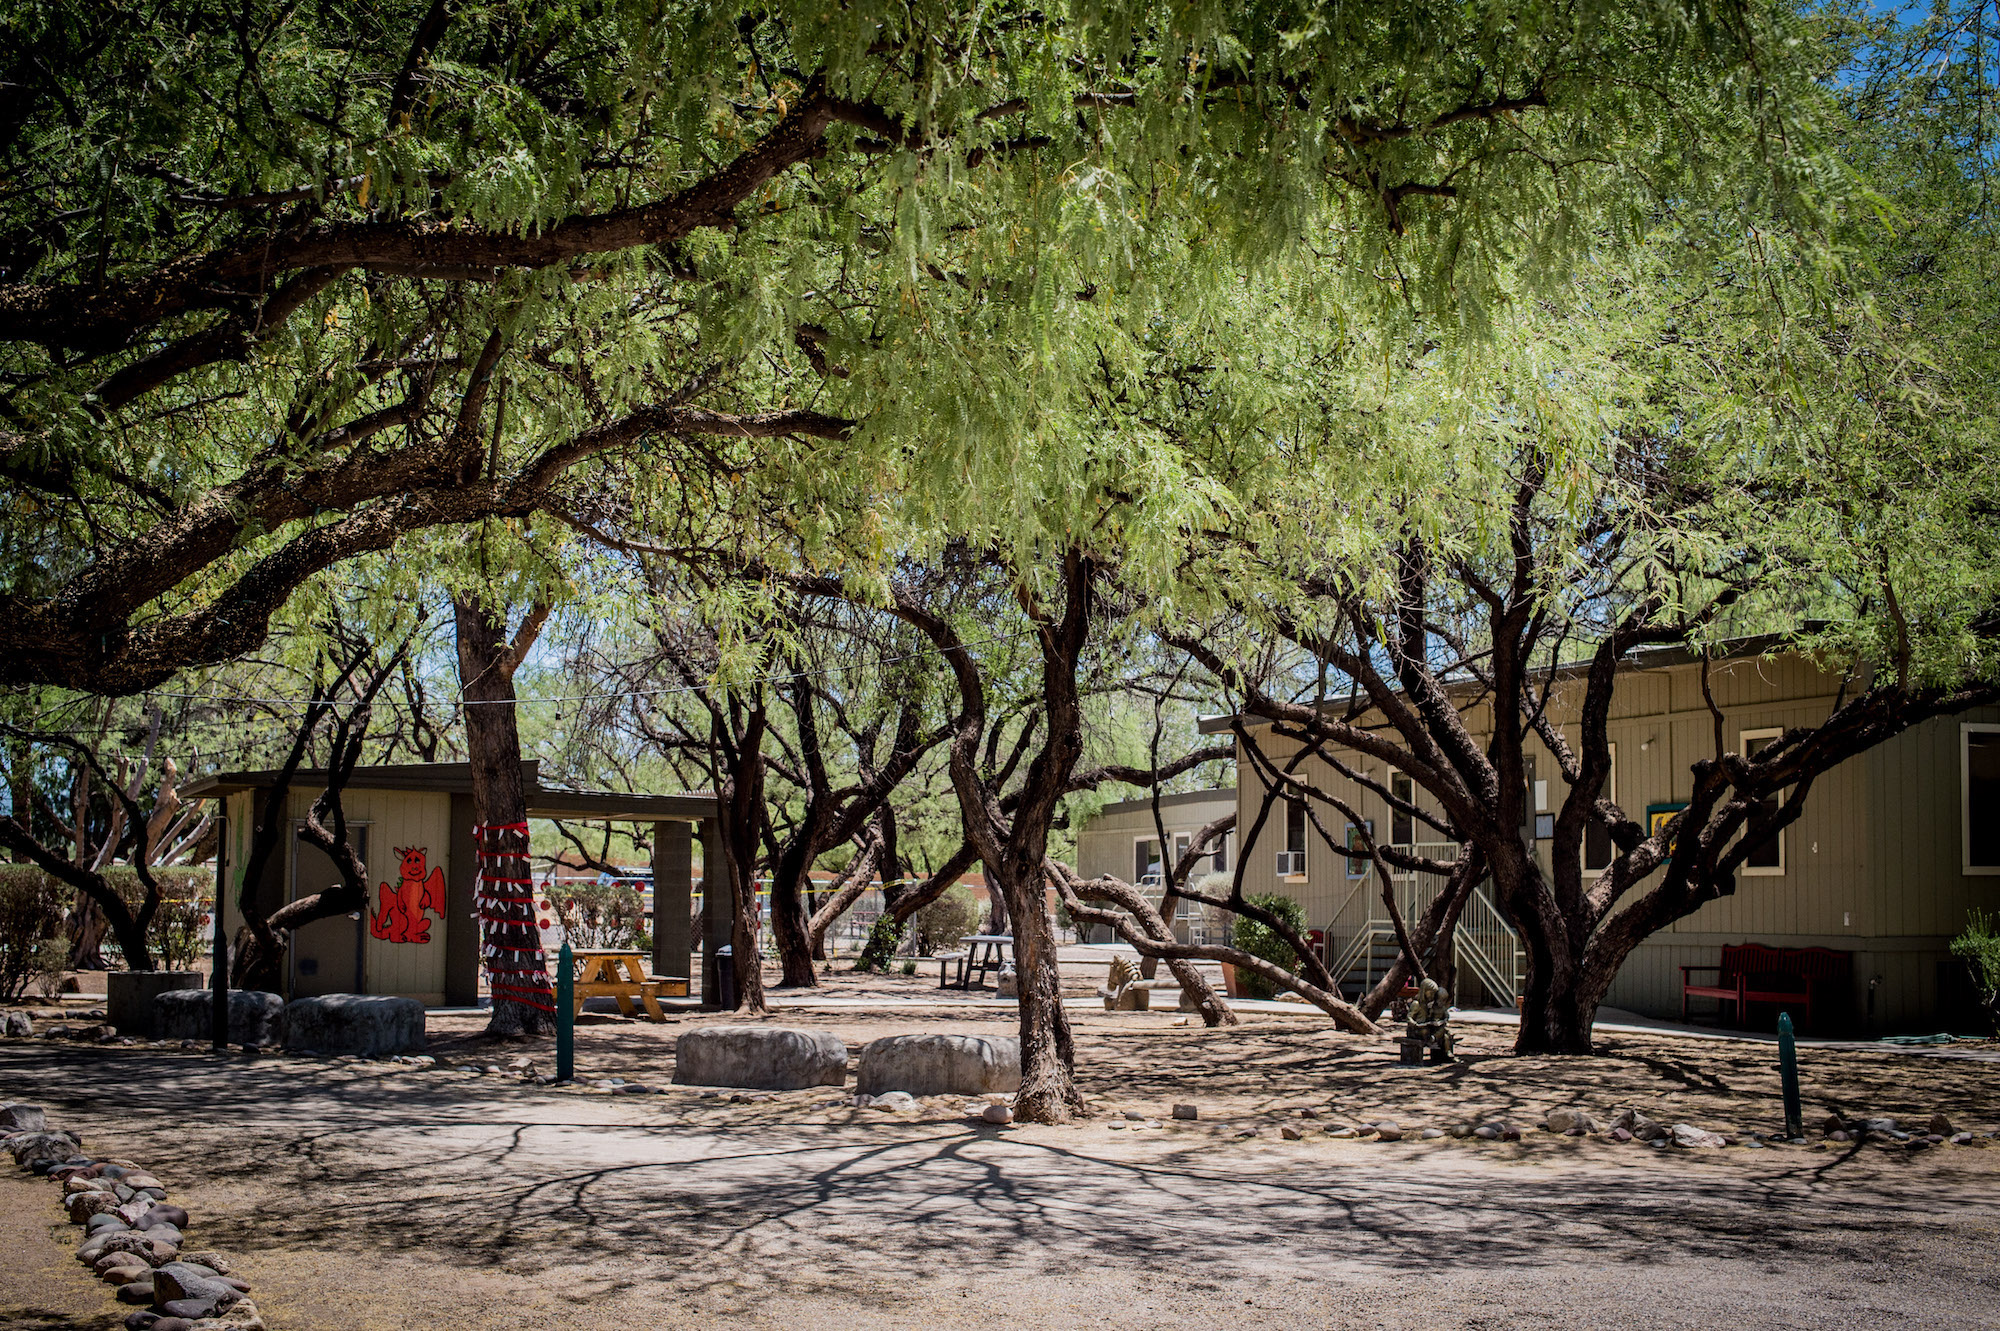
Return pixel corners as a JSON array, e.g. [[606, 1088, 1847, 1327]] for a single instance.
[[1389, 772, 1416, 846], [1134, 837, 1163, 887], [1345, 818, 1374, 878], [1964, 724, 2000, 874], [1583, 742, 1619, 872], [1739, 728, 1785, 875]]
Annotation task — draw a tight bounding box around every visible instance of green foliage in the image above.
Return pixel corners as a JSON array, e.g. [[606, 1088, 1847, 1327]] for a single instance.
[[101, 867, 211, 971], [857, 916, 909, 973], [1230, 893, 1308, 999], [144, 874, 213, 975], [910, 885, 980, 956], [1951, 909, 2000, 1032], [0, 866, 66, 1000], [1, 0, 1838, 700], [900, 959, 918, 977], [555, 880, 646, 950]]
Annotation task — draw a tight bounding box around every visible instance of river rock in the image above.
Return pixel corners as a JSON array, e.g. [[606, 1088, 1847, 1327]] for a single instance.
[[671, 1026, 847, 1090], [153, 990, 286, 1047], [3, 1012, 31, 1037], [116, 1280, 155, 1304], [1373, 1121, 1403, 1141], [154, 1263, 242, 1315], [980, 1103, 1013, 1124], [1280, 1125, 1305, 1140], [1926, 1112, 1955, 1136], [67, 1190, 123, 1222], [855, 1033, 1020, 1097], [1171, 1103, 1199, 1121], [0, 1102, 45, 1132], [139, 1204, 188, 1230], [282, 994, 424, 1057], [1671, 1123, 1727, 1149], [8, 1131, 79, 1169], [1545, 1107, 1604, 1135]]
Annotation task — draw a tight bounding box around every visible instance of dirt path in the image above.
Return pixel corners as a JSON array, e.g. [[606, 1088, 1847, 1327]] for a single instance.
[[3, 1010, 1996, 1329]]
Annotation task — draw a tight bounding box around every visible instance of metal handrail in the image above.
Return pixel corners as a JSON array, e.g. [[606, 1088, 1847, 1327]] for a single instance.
[[1320, 859, 1522, 1007]]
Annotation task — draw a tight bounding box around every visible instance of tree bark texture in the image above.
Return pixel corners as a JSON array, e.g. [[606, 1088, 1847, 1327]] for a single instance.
[[455, 593, 556, 1038]]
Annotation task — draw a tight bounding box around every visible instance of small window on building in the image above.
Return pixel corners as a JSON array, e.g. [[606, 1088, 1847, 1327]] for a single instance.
[[1520, 753, 1537, 843], [1740, 729, 1785, 875], [1285, 798, 1306, 854], [1584, 742, 1618, 872], [1345, 819, 1374, 878], [1210, 832, 1228, 875], [1966, 725, 2000, 873], [1390, 772, 1415, 847], [1135, 838, 1162, 886]]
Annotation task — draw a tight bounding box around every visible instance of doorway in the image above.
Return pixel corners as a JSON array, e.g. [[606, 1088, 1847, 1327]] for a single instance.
[[289, 823, 369, 997]]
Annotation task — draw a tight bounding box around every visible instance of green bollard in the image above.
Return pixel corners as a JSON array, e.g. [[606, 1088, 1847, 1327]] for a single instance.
[[556, 941, 575, 1084], [1777, 1011, 1803, 1140]]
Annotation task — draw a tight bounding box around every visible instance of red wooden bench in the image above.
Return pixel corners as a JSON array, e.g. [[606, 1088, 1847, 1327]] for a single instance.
[[1680, 943, 1851, 1033]]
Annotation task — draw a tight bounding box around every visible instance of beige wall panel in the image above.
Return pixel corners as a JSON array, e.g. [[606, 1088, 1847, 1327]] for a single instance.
[[282, 786, 451, 1004]]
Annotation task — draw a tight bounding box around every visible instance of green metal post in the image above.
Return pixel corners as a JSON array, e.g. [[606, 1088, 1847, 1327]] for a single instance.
[[555, 941, 574, 1083], [1777, 1011, 1802, 1139], [210, 809, 229, 1053]]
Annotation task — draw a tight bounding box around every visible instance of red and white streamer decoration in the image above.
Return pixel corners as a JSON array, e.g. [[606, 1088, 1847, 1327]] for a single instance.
[[473, 821, 556, 1012]]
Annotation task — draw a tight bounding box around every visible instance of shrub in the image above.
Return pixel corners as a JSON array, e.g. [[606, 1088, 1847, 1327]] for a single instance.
[[0, 866, 66, 1000], [910, 885, 979, 956], [900, 959, 918, 977], [1230, 893, 1310, 999], [556, 880, 646, 950], [105, 867, 213, 972], [1951, 909, 2000, 1033]]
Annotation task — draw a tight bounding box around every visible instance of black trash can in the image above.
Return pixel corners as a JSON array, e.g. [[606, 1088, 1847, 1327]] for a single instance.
[[713, 945, 736, 1010]]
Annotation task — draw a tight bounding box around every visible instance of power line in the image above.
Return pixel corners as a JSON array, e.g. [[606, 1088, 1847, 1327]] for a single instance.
[[58, 625, 1043, 711]]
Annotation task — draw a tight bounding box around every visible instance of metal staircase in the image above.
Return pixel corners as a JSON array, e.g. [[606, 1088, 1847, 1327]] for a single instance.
[[1322, 848, 1524, 1008]]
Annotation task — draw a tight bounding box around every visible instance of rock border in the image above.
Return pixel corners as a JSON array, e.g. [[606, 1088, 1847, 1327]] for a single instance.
[[4, 1101, 265, 1330]]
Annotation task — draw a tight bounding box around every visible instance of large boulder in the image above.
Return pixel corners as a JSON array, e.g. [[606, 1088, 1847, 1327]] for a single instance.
[[106, 971, 204, 1038], [282, 995, 424, 1057], [154, 990, 285, 1046], [0, 1102, 45, 1132], [671, 1026, 847, 1090], [855, 1033, 1021, 1098]]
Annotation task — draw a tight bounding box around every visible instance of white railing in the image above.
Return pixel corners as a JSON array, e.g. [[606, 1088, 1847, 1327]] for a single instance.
[[1387, 840, 1462, 880], [1318, 856, 1521, 1007], [1454, 886, 1522, 1008]]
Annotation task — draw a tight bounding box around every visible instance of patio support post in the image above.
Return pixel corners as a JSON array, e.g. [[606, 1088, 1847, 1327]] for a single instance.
[[699, 818, 729, 1007], [652, 820, 693, 985]]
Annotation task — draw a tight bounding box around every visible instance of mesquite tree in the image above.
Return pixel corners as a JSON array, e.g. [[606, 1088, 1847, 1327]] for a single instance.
[[454, 593, 558, 1036], [2, 0, 1816, 705]]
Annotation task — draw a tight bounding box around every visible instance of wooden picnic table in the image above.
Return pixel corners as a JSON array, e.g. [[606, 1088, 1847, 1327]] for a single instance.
[[952, 934, 1014, 990], [568, 948, 689, 1021]]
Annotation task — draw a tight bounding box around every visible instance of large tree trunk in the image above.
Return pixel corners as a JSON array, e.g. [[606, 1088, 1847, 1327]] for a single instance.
[[995, 865, 1079, 1121], [455, 594, 556, 1039], [1515, 958, 1604, 1054], [712, 702, 770, 1014], [767, 840, 818, 987], [859, 839, 977, 972]]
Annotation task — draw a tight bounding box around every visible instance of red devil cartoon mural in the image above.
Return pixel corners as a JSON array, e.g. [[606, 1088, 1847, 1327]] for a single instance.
[[371, 846, 445, 944]]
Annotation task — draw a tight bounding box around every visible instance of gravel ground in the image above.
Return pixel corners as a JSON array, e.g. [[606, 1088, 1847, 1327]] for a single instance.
[[2, 993, 1996, 1330]]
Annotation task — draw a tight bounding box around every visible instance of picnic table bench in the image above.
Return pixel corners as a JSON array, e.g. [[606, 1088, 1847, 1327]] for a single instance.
[[1681, 942, 1850, 1033], [570, 948, 690, 1021]]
